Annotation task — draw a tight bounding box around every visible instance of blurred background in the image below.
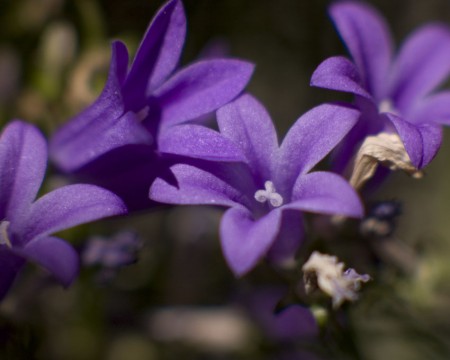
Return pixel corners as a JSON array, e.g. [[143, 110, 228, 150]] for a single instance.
[[2, 0, 450, 359]]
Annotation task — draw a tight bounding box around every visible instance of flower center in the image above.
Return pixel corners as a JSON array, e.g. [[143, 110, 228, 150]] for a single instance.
[[378, 99, 399, 115], [0, 221, 12, 248], [254, 181, 283, 207], [135, 106, 150, 122]]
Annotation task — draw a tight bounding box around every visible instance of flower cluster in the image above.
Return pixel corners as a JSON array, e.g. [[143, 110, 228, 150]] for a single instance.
[[50, 0, 254, 211], [1, 0, 450, 326], [311, 1, 450, 174]]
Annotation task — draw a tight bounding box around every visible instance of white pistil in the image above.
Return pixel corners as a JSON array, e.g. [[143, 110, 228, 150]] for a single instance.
[[254, 181, 283, 207], [0, 221, 12, 248], [378, 99, 398, 115], [135, 106, 150, 122]]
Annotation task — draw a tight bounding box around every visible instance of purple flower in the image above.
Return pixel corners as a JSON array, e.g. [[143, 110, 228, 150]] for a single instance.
[[311, 1, 450, 171], [49, 0, 254, 211], [82, 231, 141, 268], [244, 287, 318, 342], [149, 94, 363, 275], [0, 121, 127, 300]]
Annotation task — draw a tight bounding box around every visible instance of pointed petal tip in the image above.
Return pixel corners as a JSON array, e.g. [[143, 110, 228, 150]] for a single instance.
[[310, 56, 372, 99], [155, 58, 255, 127], [328, 0, 392, 99], [220, 208, 282, 278], [0, 120, 48, 223], [12, 236, 80, 288], [25, 184, 128, 241]]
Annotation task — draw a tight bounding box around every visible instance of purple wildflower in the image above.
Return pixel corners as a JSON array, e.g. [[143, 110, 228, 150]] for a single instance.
[[0, 121, 126, 300], [311, 1, 450, 171], [149, 94, 363, 275], [82, 231, 141, 268], [49, 0, 254, 211], [244, 287, 318, 342]]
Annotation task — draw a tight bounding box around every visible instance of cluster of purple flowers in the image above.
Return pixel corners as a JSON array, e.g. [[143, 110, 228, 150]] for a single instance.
[[1, 0, 450, 313]]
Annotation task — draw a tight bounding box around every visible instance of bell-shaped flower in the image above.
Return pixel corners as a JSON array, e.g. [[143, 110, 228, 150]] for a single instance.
[[50, 0, 254, 211], [311, 1, 450, 171], [149, 94, 363, 275], [0, 121, 127, 300]]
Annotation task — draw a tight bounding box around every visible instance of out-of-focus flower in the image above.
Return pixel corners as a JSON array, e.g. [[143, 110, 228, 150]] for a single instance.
[[149, 94, 363, 275], [82, 231, 141, 268], [244, 287, 318, 342], [50, 0, 254, 211], [82, 231, 142, 283], [360, 200, 402, 238], [302, 251, 370, 308], [311, 1, 450, 172], [0, 121, 127, 300]]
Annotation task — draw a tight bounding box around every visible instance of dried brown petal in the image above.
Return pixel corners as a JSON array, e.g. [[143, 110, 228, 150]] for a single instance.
[[349, 132, 423, 190]]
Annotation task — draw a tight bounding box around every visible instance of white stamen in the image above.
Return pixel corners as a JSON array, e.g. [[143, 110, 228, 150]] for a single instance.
[[254, 180, 283, 207], [0, 221, 12, 248]]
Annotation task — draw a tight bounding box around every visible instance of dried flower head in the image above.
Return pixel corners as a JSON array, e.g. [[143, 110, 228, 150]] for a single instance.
[[302, 251, 370, 308]]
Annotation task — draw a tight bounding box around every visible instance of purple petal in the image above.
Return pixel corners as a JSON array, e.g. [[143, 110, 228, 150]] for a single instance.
[[329, 1, 393, 100], [0, 121, 47, 225], [158, 124, 246, 162], [390, 25, 450, 111], [266, 210, 304, 263], [123, 0, 186, 109], [149, 164, 245, 208], [153, 59, 254, 129], [247, 288, 318, 341], [52, 110, 152, 173], [53, 41, 128, 140], [288, 171, 363, 218], [220, 207, 282, 276], [408, 91, 450, 125], [23, 184, 127, 241], [268, 305, 318, 341], [417, 123, 442, 168], [217, 94, 279, 182], [330, 96, 386, 172], [0, 248, 24, 300], [277, 104, 359, 194], [67, 144, 165, 211], [13, 236, 79, 287], [385, 113, 423, 168], [310, 56, 372, 99], [50, 42, 153, 172]]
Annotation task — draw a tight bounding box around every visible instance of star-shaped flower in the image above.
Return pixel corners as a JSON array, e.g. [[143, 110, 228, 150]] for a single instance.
[[311, 1, 450, 171], [50, 0, 254, 210], [0, 121, 126, 300], [149, 94, 363, 275]]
